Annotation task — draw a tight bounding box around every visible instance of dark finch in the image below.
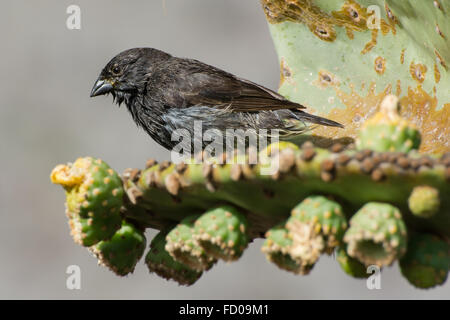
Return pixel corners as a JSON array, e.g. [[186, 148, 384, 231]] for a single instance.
[[90, 48, 343, 150]]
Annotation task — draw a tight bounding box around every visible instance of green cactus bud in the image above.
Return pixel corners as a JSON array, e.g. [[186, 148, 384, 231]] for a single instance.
[[261, 224, 312, 274], [408, 186, 440, 218], [165, 215, 217, 271], [344, 202, 407, 267], [89, 221, 146, 276], [193, 206, 249, 261], [356, 95, 421, 153], [400, 234, 449, 289], [145, 230, 202, 286], [50, 157, 123, 246], [336, 246, 369, 279], [287, 196, 348, 254]]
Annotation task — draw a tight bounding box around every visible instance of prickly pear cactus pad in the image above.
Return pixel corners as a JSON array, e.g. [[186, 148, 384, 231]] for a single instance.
[[336, 246, 370, 279], [263, 196, 347, 274], [399, 233, 450, 289], [344, 202, 407, 266], [145, 230, 203, 286], [193, 206, 249, 262], [165, 215, 217, 271], [89, 221, 146, 276], [261, 0, 450, 154], [50, 157, 123, 246]]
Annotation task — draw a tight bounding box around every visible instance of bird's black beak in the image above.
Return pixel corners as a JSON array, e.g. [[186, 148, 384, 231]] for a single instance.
[[90, 79, 113, 97]]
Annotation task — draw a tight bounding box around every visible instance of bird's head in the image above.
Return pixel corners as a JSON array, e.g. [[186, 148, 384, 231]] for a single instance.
[[90, 47, 171, 105]]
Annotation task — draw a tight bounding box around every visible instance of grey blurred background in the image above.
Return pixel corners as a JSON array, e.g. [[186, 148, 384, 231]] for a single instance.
[[0, 0, 448, 299]]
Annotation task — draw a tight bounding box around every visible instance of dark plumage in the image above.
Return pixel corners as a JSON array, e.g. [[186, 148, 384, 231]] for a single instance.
[[90, 47, 343, 150]]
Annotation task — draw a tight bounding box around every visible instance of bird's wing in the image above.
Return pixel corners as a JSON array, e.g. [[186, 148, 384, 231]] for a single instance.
[[158, 59, 305, 112]]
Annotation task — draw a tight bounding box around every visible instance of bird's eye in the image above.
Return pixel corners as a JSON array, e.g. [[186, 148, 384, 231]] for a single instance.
[[111, 65, 121, 75]]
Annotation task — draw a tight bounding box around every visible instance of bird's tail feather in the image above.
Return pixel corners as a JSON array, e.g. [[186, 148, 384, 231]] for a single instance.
[[294, 110, 344, 128]]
